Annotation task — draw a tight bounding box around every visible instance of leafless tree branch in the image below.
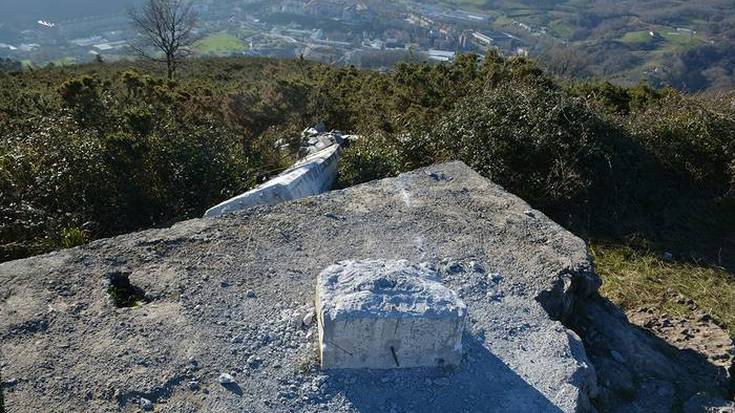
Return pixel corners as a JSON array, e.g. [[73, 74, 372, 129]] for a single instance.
[[128, 0, 198, 80]]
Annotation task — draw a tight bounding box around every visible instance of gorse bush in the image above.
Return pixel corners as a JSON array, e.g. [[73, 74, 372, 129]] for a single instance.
[[337, 133, 401, 187], [0, 63, 292, 261], [626, 93, 735, 194], [335, 54, 735, 259], [424, 82, 609, 211], [1, 54, 734, 265], [339, 80, 611, 209]]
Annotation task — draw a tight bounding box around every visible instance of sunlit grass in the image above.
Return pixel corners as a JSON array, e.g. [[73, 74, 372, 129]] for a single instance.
[[592, 243, 735, 337], [620, 31, 655, 44]]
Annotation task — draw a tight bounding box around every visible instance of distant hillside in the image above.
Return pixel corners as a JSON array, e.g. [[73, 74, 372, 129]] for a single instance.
[[438, 0, 735, 90], [0, 0, 138, 24]]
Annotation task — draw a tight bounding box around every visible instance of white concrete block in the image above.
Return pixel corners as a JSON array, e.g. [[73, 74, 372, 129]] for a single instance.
[[204, 143, 340, 218], [316, 260, 467, 370]]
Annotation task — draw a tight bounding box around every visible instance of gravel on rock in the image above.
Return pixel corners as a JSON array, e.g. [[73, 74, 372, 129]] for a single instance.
[[0, 162, 730, 413]]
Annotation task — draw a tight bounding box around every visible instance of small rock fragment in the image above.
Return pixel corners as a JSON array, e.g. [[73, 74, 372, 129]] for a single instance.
[[302, 311, 314, 327], [247, 355, 259, 366], [140, 397, 154, 411], [246, 290, 257, 298], [218, 373, 236, 385], [188, 380, 200, 391]]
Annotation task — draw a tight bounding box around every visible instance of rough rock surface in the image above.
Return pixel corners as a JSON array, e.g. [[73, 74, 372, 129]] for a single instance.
[[569, 297, 733, 413], [0, 162, 599, 413], [0, 161, 729, 413], [316, 260, 467, 369]]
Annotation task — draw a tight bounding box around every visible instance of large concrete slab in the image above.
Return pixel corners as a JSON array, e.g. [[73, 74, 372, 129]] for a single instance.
[[204, 143, 340, 218], [317, 260, 467, 369], [1, 162, 601, 413]]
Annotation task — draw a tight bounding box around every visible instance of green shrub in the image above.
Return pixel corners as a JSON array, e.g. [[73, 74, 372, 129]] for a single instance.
[[0, 62, 287, 261], [337, 135, 401, 187], [340, 80, 616, 216], [58, 74, 109, 129], [571, 81, 663, 114], [626, 93, 735, 195], [1, 55, 734, 267], [60, 226, 89, 249], [428, 81, 608, 211]]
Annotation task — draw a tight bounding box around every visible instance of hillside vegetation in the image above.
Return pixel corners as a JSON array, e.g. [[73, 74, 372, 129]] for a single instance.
[[0, 54, 734, 334], [436, 0, 735, 91]]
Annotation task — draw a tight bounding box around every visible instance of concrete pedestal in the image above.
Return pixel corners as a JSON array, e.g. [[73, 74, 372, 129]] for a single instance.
[[316, 260, 467, 370]]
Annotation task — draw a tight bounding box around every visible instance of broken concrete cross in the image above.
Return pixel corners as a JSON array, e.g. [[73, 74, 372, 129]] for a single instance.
[[316, 259, 467, 370]]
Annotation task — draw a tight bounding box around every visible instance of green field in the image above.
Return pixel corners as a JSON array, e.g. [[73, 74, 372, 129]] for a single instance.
[[548, 19, 575, 39], [194, 32, 246, 55], [48, 57, 79, 67]]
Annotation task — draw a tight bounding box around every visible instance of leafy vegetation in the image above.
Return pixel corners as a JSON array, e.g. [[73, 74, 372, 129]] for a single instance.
[[0, 58, 304, 261], [0, 54, 733, 335]]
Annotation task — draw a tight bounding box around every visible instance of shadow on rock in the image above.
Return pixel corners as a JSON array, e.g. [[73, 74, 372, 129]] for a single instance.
[[568, 295, 734, 413], [221, 382, 243, 396], [323, 335, 565, 413]]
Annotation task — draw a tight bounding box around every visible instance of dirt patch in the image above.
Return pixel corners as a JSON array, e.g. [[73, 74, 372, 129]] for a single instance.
[[628, 301, 734, 372]]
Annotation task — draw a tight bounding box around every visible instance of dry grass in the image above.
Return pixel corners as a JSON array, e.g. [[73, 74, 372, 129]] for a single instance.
[[592, 243, 735, 337]]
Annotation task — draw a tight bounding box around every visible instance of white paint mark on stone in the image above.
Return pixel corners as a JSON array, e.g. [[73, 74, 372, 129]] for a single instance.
[[394, 180, 412, 207]]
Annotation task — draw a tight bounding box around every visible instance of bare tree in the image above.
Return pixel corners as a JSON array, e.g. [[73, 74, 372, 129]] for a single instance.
[[129, 0, 197, 80]]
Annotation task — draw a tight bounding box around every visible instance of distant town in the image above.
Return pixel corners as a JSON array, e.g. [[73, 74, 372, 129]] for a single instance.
[[0, 0, 533, 69]]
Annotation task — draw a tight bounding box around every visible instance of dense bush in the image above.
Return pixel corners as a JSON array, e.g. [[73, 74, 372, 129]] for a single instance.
[[337, 133, 402, 187], [626, 93, 735, 195], [336, 55, 735, 257], [1, 54, 734, 265], [0, 65, 288, 261], [426, 82, 609, 210], [339, 81, 612, 208]]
